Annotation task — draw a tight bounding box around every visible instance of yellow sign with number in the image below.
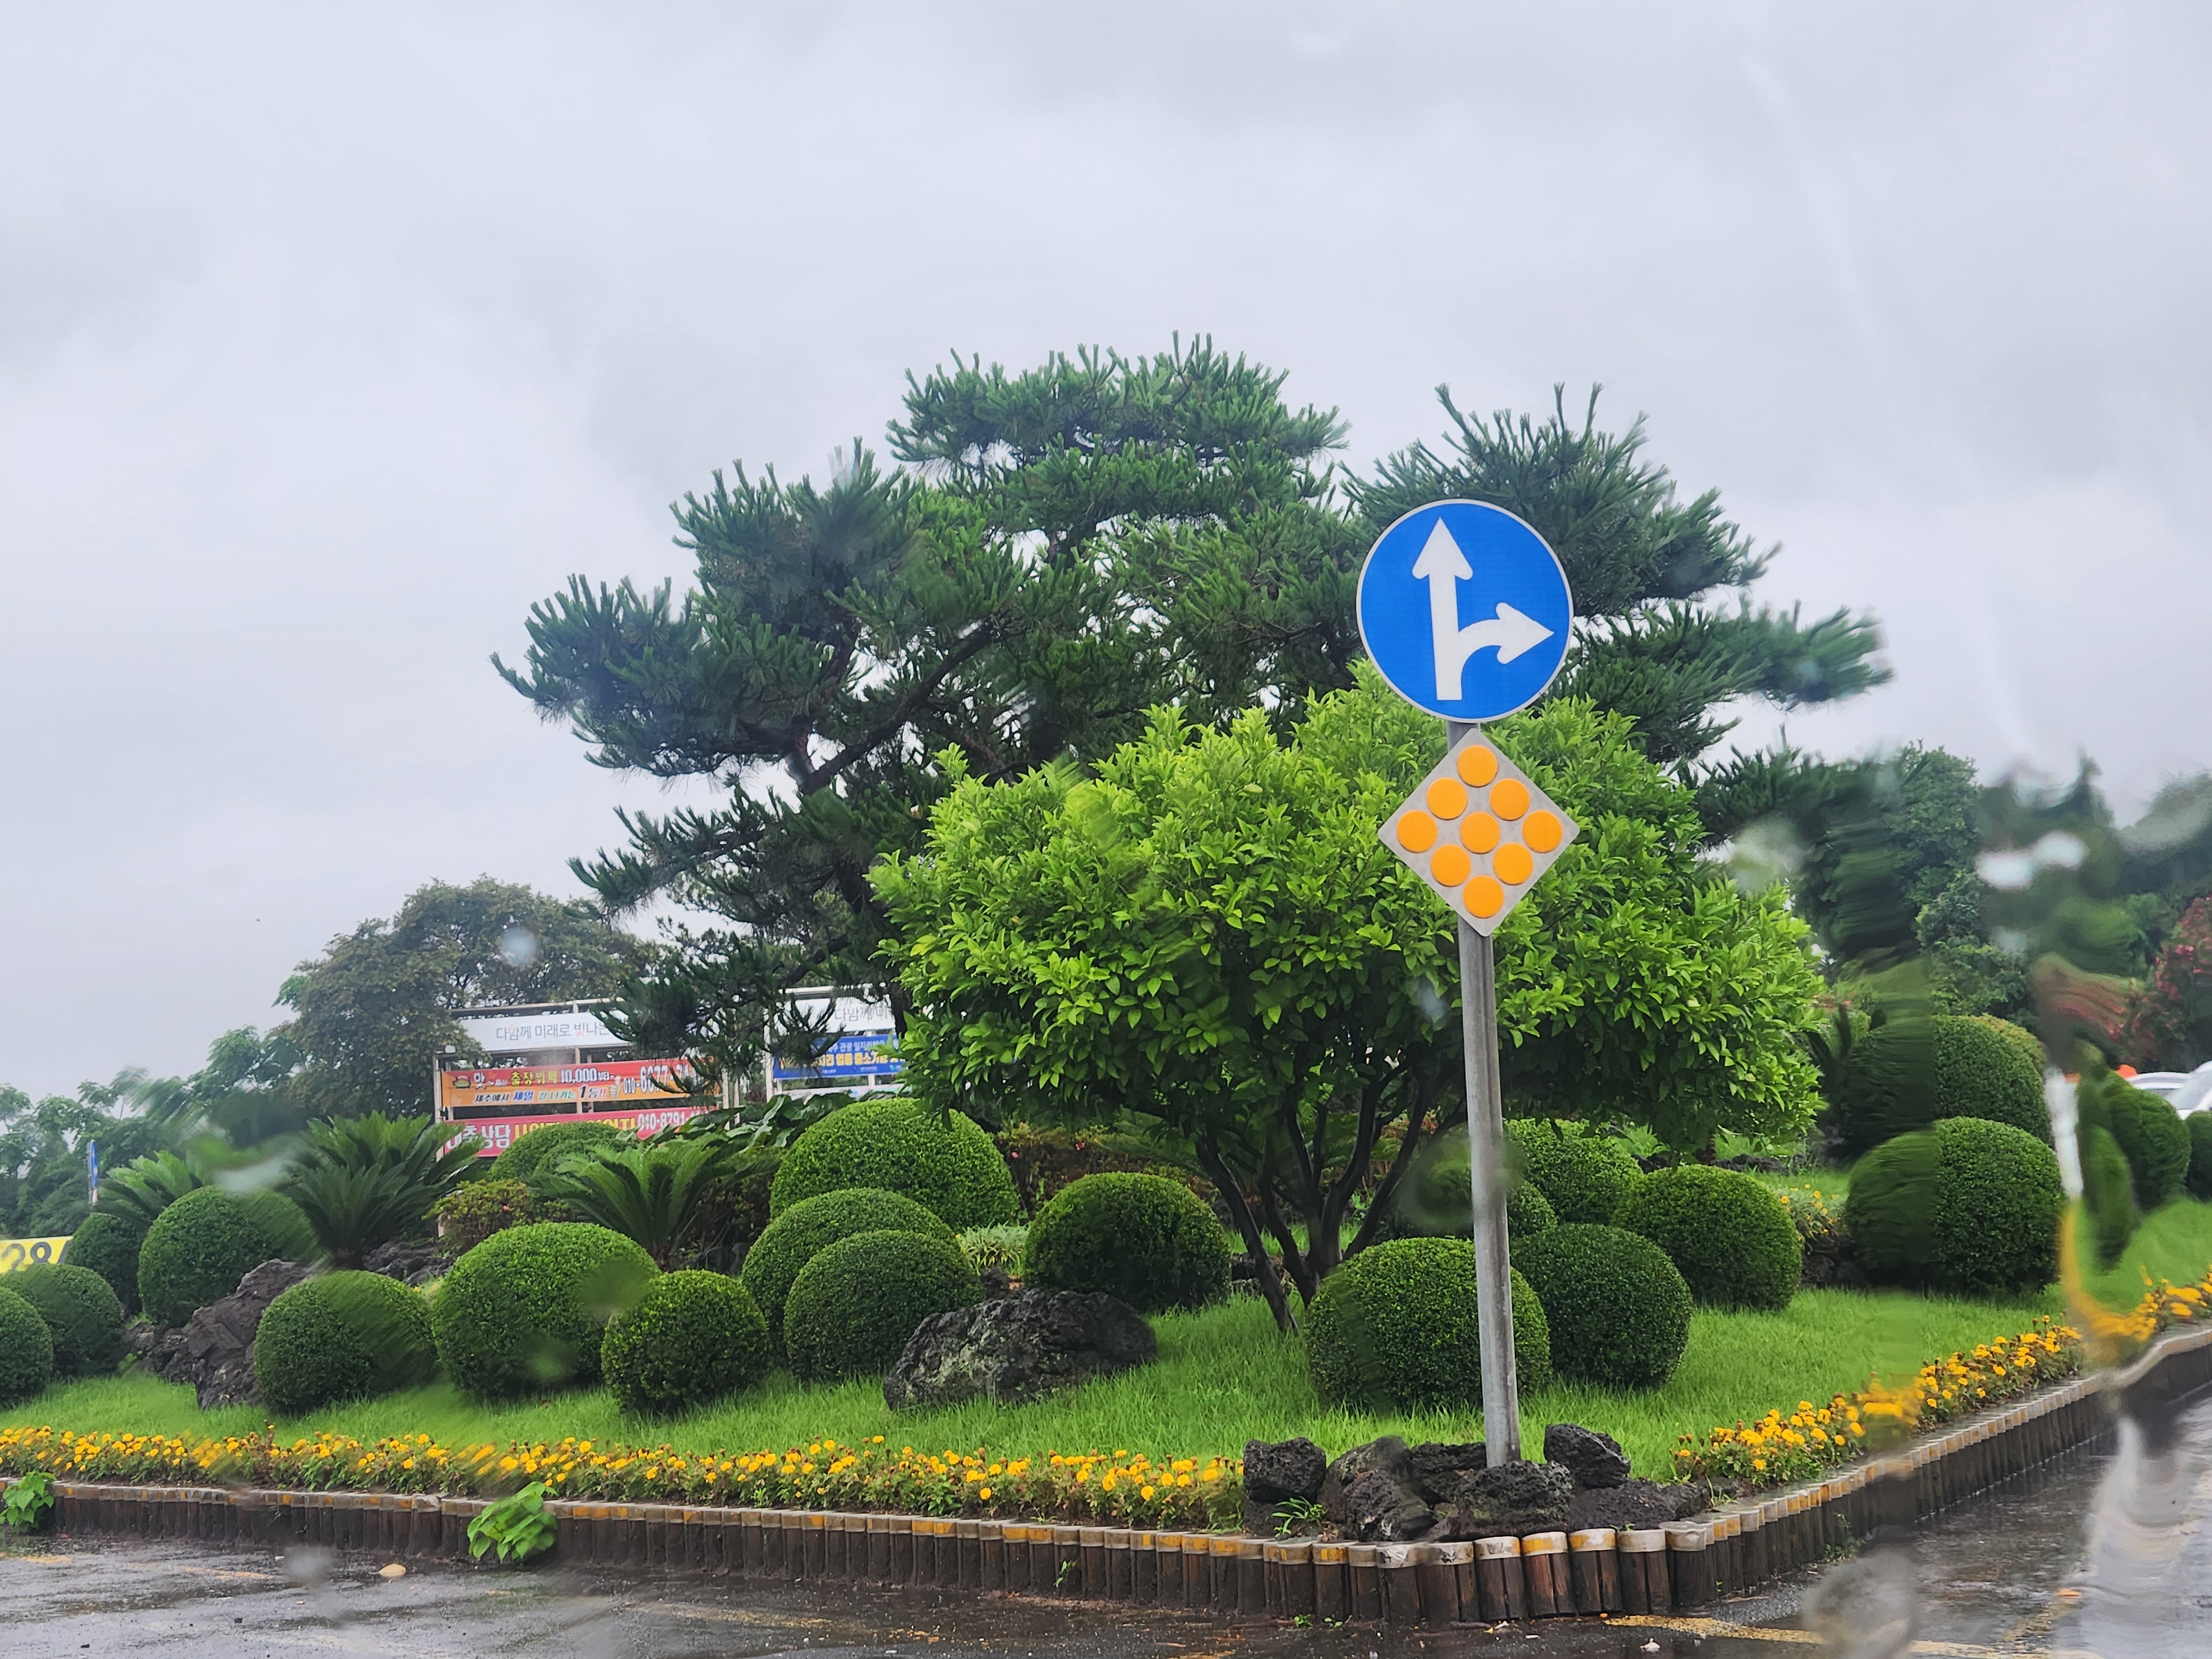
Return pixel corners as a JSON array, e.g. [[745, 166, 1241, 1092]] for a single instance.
[[0, 1237, 71, 1274]]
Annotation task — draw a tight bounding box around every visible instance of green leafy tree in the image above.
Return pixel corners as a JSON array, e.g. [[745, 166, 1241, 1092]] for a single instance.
[[277, 878, 641, 1117], [1353, 388, 1886, 769], [878, 670, 1825, 1328], [0, 1076, 168, 1239], [499, 342, 1353, 1085]]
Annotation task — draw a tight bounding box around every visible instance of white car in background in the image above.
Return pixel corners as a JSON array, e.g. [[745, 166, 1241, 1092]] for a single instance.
[[2126, 1062, 2212, 1117]]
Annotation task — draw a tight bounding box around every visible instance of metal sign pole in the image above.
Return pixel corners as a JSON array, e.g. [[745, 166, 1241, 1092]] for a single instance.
[[1449, 717, 1520, 1465]]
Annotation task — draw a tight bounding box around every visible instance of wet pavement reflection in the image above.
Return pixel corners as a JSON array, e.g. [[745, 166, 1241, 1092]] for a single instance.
[[8, 1391, 2212, 1659]]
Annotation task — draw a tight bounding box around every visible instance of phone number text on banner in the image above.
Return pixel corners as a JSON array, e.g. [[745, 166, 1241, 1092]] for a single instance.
[[443, 1105, 706, 1157]]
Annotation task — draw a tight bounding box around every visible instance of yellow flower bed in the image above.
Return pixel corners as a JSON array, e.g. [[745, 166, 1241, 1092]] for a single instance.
[[1672, 1263, 2212, 1488], [0, 1424, 1240, 1531]]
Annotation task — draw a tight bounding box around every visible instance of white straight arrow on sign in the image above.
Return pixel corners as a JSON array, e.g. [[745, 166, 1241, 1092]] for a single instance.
[[1411, 520, 1556, 697]]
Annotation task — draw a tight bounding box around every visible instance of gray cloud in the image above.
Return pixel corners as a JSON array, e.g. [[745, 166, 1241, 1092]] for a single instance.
[[2, 0, 2207, 1095]]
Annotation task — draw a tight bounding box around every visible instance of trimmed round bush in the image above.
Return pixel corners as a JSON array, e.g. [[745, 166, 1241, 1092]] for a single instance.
[[1833, 1015, 2047, 1155], [1024, 1173, 1232, 1313], [487, 1121, 628, 1188], [2188, 1112, 2212, 1202], [137, 1186, 317, 1327], [62, 1211, 143, 1316], [769, 1100, 1020, 1229], [2093, 1072, 2190, 1211], [1505, 1120, 1644, 1224], [1613, 1166, 1802, 1312], [601, 1270, 772, 1417], [1971, 1014, 2046, 1081], [1304, 1237, 1551, 1410], [8, 1264, 124, 1378], [1846, 1118, 2063, 1296], [782, 1229, 982, 1383], [1380, 1130, 1559, 1245], [254, 1271, 436, 1415], [430, 1222, 658, 1400], [738, 1187, 955, 1347], [0, 1286, 54, 1406], [1515, 1223, 1692, 1390]]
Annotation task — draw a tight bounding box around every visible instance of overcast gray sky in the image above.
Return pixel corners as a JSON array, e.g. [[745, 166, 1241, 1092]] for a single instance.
[[4, 2, 2208, 1100]]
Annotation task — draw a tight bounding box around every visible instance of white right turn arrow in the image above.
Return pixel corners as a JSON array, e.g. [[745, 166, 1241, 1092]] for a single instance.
[[1410, 520, 1555, 697]]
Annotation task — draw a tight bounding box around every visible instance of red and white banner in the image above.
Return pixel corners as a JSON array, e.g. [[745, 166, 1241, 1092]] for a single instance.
[[442, 1102, 706, 1159], [436, 1057, 694, 1114]]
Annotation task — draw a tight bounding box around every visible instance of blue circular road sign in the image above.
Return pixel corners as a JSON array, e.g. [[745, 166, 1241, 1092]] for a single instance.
[[1355, 500, 1573, 722]]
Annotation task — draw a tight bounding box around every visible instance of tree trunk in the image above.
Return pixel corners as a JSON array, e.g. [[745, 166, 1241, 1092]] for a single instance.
[[1196, 1135, 1297, 1334]]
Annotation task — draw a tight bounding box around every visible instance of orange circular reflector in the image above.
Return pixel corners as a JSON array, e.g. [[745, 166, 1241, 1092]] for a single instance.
[[1431, 844, 1473, 886], [1396, 811, 1438, 854], [1425, 778, 1469, 820], [1522, 810, 1563, 853], [1489, 778, 1530, 821], [1494, 842, 1535, 885], [1459, 812, 1501, 854], [1456, 745, 1499, 787], [1465, 875, 1505, 919]]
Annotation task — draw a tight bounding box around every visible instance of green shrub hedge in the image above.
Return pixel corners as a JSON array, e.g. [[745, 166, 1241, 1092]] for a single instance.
[[2089, 1071, 2190, 1211], [7, 1264, 124, 1378], [1846, 1117, 2063, 1295], [254, 1271, 436, 1415], [430, 1178, 539, 1255], [1505, 1120, 1644, 1224], [738, 1187, 955, 1348], [1613, 1166, 1802, 1311], [769, 1100, 1019, 1229], [0, 1286, 54, 1406], [1514, 1223, 1692, 1390], [782, 1229, 981, 1384], [601, 1270, 773, 1416], [61, 1211, 143, 1317], [1378, 1129, 1559, 1244], [1304, 1237, 1550, 1410], [2189, 1112, 2212, 1202], [1024, 1173, 1231, 1313], [137, 1187, 317, 1327], [430, 1222, 657, 1399], [487, 1122, 629, 1189], [2080, 1124, 2140, 1268], [1832, 1015, 2047, 1155]]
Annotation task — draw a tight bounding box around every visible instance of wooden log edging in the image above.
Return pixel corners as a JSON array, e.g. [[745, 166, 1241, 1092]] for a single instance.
[[12, 1323, 2211, 1624]]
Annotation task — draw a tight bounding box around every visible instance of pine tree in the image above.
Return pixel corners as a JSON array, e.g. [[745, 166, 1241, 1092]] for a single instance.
[[1354, 387, 1887, 769], [499, 342, 1352, 1082]]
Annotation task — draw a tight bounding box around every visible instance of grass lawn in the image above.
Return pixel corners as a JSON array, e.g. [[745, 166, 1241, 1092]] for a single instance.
[[14, 1199, 2212, 1486]]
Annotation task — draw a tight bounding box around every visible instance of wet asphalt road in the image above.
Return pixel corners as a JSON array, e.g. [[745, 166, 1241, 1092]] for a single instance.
[[9, 1395, 2212, 1659]]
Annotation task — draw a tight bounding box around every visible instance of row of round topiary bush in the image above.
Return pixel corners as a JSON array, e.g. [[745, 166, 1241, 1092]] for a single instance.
[[61, 1210, 144, 1316], [1829, 1014, 2048, 1156], [1023, 1172, 1232, 1313], [7, 1263, 126, 1378], [1846, 1117, 2063, 1295], [1305, 1220, 1698, 1409], [769, 1099, 1020, 1229], [1305, 1237, 1551, 1408], [137, 1186, 317, 1327], [739, 1187, 954, 1345], [254, 1271, 438, 1415], [1613, 1165, 1802, 1312], [1506, 1119, 1644, 1223], [0, 1285, 54, 1406]]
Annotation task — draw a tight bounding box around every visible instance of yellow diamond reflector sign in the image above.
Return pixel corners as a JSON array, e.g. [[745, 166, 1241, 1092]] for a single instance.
[[1380, 729, 1578, 935]]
